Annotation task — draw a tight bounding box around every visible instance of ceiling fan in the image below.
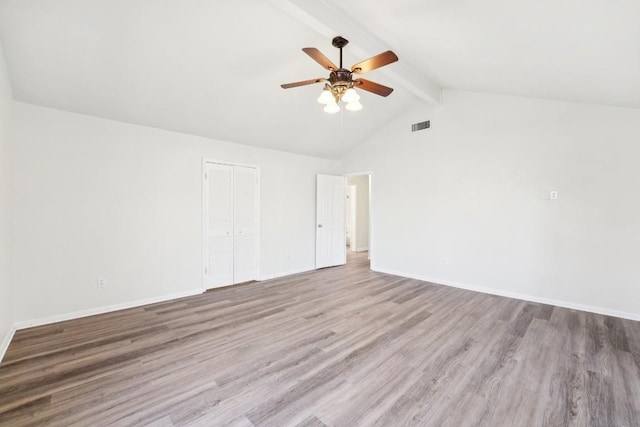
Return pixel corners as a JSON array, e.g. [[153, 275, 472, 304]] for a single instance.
[[281, 36, 398, 113]]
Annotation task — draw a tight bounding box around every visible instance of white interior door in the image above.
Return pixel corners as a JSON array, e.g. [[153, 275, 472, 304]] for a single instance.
[[233, 166, 259, 284], [205, 163, 234, 288], [316, 174, 346, 269]]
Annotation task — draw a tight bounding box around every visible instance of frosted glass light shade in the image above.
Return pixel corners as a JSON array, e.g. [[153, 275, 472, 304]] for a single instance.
[[345, 100, 363, 111], [317, 90, 334, 104], [324, 102, 340, 114], [342, 88, 360, 103]]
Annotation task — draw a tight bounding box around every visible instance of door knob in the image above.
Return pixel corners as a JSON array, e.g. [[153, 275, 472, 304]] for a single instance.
[[318, 224, 323, 228]]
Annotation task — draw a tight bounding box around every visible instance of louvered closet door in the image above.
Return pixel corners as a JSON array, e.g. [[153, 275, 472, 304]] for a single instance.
[[205, 163, 234, 288], [233, 166, 258, 284]]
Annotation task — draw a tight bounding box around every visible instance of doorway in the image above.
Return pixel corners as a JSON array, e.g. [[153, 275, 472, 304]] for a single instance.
[[314, 172, 372, 270], [345, 173, 371, 260]]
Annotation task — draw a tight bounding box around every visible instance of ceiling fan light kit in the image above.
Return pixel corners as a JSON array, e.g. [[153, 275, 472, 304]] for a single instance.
[[323, 102, 341, 114], [341, 88, 359, 104], [318, 86, 360, 113], [317, 88, 335, 105], [281, 36, 398, 114]]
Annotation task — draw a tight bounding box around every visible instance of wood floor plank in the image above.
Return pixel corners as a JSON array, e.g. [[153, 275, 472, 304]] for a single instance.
[[1, 251, 639, 426]]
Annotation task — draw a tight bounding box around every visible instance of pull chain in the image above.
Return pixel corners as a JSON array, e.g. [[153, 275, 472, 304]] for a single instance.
[[340, 108, 344, 150]]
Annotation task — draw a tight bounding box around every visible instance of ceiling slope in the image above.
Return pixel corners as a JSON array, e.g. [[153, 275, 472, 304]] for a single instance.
[[340, 0, 640, 109], [1, 0, 639, 159], [0, 0, 419, 158]]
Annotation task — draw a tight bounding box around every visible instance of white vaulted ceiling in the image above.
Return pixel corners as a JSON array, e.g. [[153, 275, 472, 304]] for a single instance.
[[0, 0, 639, 158], [342, 0, 640, 108]]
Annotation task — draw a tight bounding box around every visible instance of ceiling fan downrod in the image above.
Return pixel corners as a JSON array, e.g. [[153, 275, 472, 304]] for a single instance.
[[332, 36, 349, 70], [327, 36, 354, 103]]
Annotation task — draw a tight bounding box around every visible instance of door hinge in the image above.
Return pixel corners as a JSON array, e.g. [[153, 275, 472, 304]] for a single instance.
[[204, 267, 208, 274], [205, 173, 208, 180]]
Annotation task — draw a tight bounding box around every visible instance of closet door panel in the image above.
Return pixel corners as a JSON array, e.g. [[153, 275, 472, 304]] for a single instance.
[[205, 163, 234, 288], [234, 166, 258, 284]]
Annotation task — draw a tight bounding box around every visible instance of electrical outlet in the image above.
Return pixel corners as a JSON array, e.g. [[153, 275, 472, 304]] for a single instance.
[[97, 277, 106, 288], [550, 191, 558, 200]]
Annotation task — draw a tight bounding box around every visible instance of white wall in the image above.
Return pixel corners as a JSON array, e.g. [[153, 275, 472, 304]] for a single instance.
[[346, 175, 369, 251], [0, 41, 13, 356], [8, 87, 640, 330], [341, 90, 640, 319], [9, 102, 337, 324]]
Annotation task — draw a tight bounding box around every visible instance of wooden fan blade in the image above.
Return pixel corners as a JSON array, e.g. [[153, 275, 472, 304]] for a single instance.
[[353, 78, 394, 97], [351, 50, 398, 74], [280, 78, 326, 89], [302, 48, 338, 71]]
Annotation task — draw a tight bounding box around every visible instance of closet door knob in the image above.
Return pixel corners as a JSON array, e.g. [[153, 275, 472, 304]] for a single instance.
[[318, 224, 323, 228]]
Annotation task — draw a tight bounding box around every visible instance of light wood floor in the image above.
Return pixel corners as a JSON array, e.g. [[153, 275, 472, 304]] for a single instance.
[[2, 252, 640, 426]]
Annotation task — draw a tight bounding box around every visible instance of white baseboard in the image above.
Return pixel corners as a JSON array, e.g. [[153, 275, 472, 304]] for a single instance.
[[373, 267, 640, 322], [260, 266, 316, 281], [0, 324, 16, 363], [355, 247, 369, 252], [14, 289, 203, 330]]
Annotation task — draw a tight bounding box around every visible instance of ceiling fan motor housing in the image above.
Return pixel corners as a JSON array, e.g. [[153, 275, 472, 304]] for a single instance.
[[329, 69, 353, 85], [328, 69, 353, 100]]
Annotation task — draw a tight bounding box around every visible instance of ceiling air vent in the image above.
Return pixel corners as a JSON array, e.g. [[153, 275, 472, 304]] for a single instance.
[[411, 120, 430, 132]]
